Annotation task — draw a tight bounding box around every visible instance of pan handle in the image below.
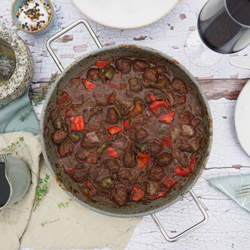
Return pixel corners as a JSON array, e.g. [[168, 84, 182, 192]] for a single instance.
[[151, 189, 208, 242], [46, 20, 103, 73]]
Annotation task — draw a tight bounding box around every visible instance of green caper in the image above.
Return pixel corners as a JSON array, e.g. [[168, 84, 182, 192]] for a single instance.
[[96, 141, 109, 154], [98, 176, 114, 189], [173, 158, 178, 164], [114, 102, 123, 120], [53, 118, 63, 130], [158, 123, 168, 132], [135, 143, 147, 152], [153, 78, 169, 89], [69, 132, 81, 143]]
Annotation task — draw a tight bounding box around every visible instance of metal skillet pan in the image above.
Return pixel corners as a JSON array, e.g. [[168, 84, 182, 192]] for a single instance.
[[40, 20, 213, 242]]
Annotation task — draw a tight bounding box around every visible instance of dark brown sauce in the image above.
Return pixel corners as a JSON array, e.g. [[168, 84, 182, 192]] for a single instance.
[[49, 57, 204, 206]]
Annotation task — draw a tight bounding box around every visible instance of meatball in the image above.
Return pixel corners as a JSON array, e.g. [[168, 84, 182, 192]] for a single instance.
[[52, 130, 68, 144], [105, 159, 120, 173], [157, 152, 172, 167], [106, 107, 118, 124], [87, 151, 100, 164], [172, 78, 188, 94], [123, 152, 136, 168], [118, 169, 133, 182], [172, 149, 181, 162], [75, 149, 89, 161], [72, 169, 87, 183], [174, 95, 186, 106], [87, 68, 99, 81], [153, 65, 169, 74], [181, 124, 196, 137], [58, 141, 73, 157], [87, 165, 99, 182], [190, 139, 200, 152], [81, 134, 95, 149], [135, 128, 148, 141], [149, 166, 165, 182], [147, 139, 163, 156], [115, 58, 132, 74], [147, 182, 158, 197], [177, 138, 193, 152], [113, 186, 128, 206], [133, 59, 149, 72], [169, 127, 180, 142], [192, 118, 201, 127], [162, 89, 175, 106], [179, 111, 194, 123], [143, 69, 158, 83]]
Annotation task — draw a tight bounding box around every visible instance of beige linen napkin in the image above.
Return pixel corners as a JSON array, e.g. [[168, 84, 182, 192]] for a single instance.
[[0, 132, 41, 250], [0, 132, 141, 250]]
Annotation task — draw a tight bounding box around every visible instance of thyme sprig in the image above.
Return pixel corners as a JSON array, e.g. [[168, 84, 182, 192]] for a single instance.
[[33, 174, 50, 212], [40, 219, 60, 227], [20, 72, 57, 121], [57, 199, 73, 209], [0, 137, 24, 156]]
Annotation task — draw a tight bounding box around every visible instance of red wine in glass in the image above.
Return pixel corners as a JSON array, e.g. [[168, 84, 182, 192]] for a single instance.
[[198, 0, 250, 54]]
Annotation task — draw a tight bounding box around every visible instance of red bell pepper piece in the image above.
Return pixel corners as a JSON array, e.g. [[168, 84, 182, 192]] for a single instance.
[[108, 82, 120, 89], [84, 79, 95, 90], [149, 100, 170, 115], [159, 111, 175, 124], [149, 95, 156, 102], [95, 60, 107, 68], [189, 157, 197, 173], [137, 153, 150, 168], [123, 120, 129, 128], [149, 191, 165, 200], [131, 184, 145, 201], [107, 147, 119, 158], [108, 126, 122, 135], [162, 136, 172, 147], [70, 115, 85, 131], [163, 177, 177, 188], [175, 166, 190, 176], [86, 180, 90, 188], [68, 168, 74, 171], [57, 91, 72, 105]]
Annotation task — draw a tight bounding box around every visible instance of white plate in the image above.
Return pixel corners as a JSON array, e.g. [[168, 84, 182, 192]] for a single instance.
[[234, 79, 250, 157], [72, 0, 180, 29]]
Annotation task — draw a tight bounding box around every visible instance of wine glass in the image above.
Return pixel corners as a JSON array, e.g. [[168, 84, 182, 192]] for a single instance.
[[185, 0, 250, 67]]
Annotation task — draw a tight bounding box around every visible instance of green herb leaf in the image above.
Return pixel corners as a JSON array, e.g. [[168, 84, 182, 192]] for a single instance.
[[19, 72, 57, 121]]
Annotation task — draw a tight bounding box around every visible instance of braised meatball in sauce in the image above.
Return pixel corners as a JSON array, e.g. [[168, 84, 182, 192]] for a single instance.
[[50, 57, 204, 206]]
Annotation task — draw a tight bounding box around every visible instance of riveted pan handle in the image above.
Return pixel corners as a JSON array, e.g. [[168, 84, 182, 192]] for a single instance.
[[151, 189, 208, 242], [46, 20, 103, 72]]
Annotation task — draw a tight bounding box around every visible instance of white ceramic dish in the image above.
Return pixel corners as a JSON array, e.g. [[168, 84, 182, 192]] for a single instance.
[[72, 0, 180, 29], [234, 79, 250, 157]]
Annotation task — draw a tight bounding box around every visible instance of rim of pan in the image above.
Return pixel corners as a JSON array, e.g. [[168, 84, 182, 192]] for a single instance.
[[40, 44, 213, 218]]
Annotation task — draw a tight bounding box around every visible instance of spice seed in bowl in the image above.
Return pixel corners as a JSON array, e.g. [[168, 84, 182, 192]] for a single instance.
[[16, 0, 51, 32]]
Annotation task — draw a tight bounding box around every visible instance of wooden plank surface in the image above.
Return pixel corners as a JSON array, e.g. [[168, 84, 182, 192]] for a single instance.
[[30, 78, 249, 101]]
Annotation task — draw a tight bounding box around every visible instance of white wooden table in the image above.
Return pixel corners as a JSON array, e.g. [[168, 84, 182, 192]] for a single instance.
[[2, 0, 250, 249]]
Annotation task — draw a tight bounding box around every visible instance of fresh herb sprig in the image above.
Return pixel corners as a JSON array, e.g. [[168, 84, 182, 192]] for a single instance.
[[40, 219, 60, 227], [0, 137, 24, 156], [20, 72, 57, 121], [58, 199, 73, 209], [33, 174, 50, 212]]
